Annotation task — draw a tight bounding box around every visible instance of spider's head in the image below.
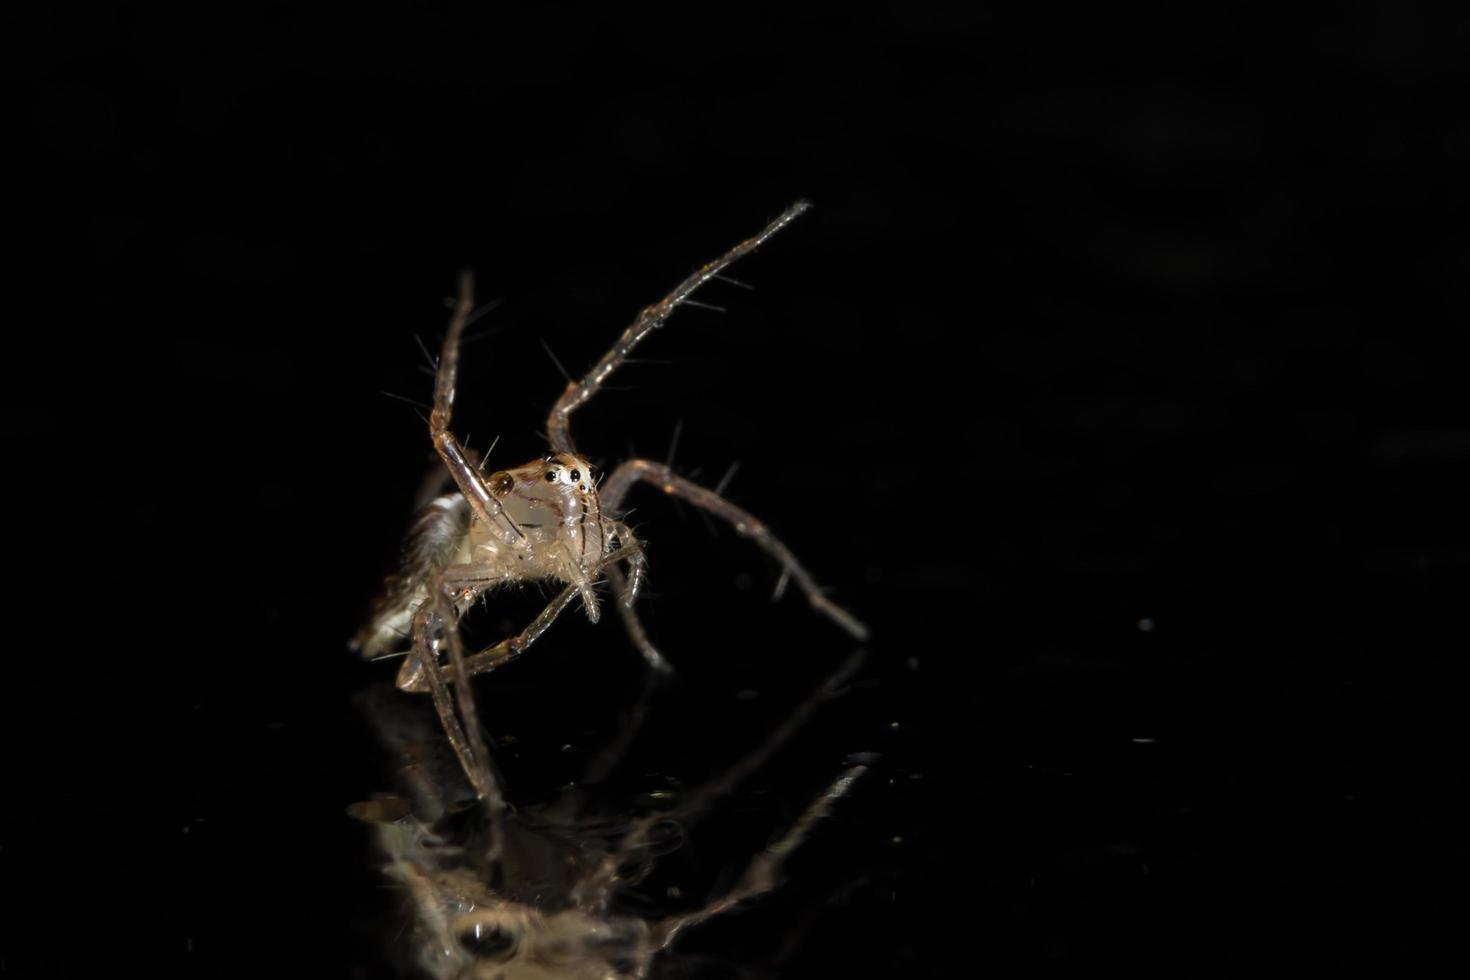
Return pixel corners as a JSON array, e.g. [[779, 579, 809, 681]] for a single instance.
[[487, 454, 597, 500], [486, 455, 602, 556]]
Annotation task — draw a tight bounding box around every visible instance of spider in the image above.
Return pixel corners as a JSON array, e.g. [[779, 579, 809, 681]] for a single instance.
[[351, 599, 870, 980], [351, 201, 868, 791]]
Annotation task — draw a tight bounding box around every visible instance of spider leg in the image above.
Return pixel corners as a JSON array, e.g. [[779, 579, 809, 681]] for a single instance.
[[649, 762, 870, 951], [391, 561, 510, 691], [546, 201, 812, 456], [430, 271, 526, 542], [395, 581, 579, 693], [603, 520, 671, 674], [395, 542, 647, 694], [606, 564, 670, 674], [600, 460, 868, 640], [409, 588, 507, 864]]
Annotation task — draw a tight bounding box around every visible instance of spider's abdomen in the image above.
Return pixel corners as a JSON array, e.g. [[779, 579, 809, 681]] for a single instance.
[[353, 494, 473, 659]]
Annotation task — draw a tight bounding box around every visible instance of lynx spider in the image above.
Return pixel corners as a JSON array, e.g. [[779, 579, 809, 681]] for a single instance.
[[352, 201, 867, 800]]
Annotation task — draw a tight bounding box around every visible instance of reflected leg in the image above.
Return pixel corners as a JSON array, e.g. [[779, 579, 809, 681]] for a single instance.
[[572, 649, 866, 911], [649, 763, 870, 950]]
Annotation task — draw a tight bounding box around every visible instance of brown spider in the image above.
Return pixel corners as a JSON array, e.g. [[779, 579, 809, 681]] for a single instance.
[[352, 201, 867, 797]]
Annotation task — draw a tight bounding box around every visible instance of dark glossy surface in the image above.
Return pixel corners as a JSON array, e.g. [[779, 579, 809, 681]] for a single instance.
[[14, 4, 1470, 976]]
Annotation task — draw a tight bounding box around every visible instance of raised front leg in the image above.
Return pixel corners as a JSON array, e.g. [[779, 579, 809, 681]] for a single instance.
[[431, 271, 526, 542], [600, 459, 868, 641], [546, 201, 812, 456]]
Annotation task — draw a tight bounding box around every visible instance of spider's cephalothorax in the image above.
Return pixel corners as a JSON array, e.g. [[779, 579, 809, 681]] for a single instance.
[[353, 201, 867, 795], [481, 452, 606, 575], [352, 448, 630, 693]]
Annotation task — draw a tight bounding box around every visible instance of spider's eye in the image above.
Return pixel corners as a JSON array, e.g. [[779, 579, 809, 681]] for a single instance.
[[457, 921, 518, 960], [545, 470, 558, 482], [569, 469, 581, 482]]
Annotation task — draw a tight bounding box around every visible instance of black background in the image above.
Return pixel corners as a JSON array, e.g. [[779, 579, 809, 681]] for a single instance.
[[12, 2, 1470, 977]]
